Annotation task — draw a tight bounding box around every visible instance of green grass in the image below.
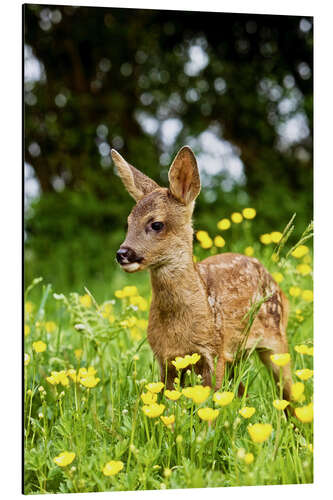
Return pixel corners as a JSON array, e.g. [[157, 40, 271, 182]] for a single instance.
[[24, 216, 313, 493]]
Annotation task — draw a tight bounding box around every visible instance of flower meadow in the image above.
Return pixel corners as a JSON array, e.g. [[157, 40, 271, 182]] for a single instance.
[[24, 212, 313, 494]]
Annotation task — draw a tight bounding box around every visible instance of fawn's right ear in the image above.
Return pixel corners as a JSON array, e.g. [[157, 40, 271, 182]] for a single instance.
[[168, 146, 201, 205], [111, 149, 159, 201]]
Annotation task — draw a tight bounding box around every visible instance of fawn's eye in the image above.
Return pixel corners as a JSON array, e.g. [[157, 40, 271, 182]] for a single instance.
[[151, 221, 164, 231]]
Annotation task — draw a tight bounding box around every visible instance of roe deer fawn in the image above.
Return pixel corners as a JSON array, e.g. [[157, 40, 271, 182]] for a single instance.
[[112, 146, 292, 400]]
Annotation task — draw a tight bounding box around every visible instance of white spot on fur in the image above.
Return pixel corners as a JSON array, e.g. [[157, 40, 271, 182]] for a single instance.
[[216, 312, 222, 329], [208, 295, 215, 307]]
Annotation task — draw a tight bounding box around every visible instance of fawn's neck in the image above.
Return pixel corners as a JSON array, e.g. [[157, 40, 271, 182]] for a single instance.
[[149, 255, 207, 314]]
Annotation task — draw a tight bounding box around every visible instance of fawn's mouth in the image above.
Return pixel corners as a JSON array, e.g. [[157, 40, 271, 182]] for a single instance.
[[121, 262, 142, 273]]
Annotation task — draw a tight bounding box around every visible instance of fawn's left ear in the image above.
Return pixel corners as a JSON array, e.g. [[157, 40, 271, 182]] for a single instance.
[[168, 146, 201, 205], [111, 149, 159, 201]]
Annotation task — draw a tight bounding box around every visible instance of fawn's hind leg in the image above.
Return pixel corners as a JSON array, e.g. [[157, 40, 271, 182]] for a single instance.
[[256, 290, 292, 401], [258, 347, 292, 401], [214, 355, 225, 390]]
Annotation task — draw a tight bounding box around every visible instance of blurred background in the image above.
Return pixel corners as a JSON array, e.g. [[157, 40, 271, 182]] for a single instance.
[[24, 5, 313, 297]]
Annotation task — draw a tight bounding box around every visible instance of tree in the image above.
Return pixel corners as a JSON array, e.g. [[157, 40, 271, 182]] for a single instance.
[[24, 5, 313, 287]]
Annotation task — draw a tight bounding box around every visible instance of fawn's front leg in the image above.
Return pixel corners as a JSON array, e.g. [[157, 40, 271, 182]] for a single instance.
[[159, 360, 177, 390], [214, 355, 225, 390]]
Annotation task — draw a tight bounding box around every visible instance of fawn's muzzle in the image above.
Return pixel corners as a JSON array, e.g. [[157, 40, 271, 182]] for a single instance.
[[116, 247, 143, 266]]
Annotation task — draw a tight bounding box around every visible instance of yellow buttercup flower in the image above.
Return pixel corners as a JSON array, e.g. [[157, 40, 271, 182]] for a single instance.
[[80, 375, 100, 388], [289, 286, 301, 297], [197, 407, 219, 422], [291, 382, 305, 402], [295, 369, 313, 381], [188, 353, 201, 365], [137, 319, 148, 330], [74, 348, 83, 360], [270, 231, 283, 244], [302, 290, 313, 302], [295, 344, 313, 355], [214, 235, 226, 248], [145, 382, 164, 394], [242, 208, 256, 220], [52, 370, 69, 387], [102, 460, 124, 476], [172, 353, 201, 371], [108, 315, 116, 324], [84, 366, 96, 376], [196, 230, 209, 241], [47, 370, 70, 387], [172, 356, 191, 370], [217, 218, 231, 230], [272, 272, 284, 283], [25, 301, 34, 314], [130, 327, 142, 341], [231, 212, 243, 224], [24, 324, 30, 336], [164, 390, 181, 401], [142, 403, 165, 418], [182, 385, 211, 404], [45, 321, 57, 333], [24, 353, 30, 366], [46, 374, 58, 385], [295, 403, 313, 423], [79, 294, 92, 308], [122, 286, 138, 297], [291, 245, 309, 259], [67, 368, 79, 383], [295, 308, 304, 322], [129, 295, 148, 311], [247, 423, 273, 443], [101, 302, 113, 317], [78, 368, 99, 387], [260, 233, 272, 245], [182, 387, 195, 398], [271, 253, 279, 263], [270, 353, 291, 367], [121, 317, 137, 328], [244, 452, 254, 464], [33, 340, 47, 353], [244, 246, 254, 256], [54, 451, 76, 467], [239, 407, 256, 419], [201, 237, 213, 249], [114, 290, 124, 299], [296, 264, 312, 276], [273, 399, 290, 411], [58, 371, 70, 386], [160, 415, 175, 427], [141, 392, 157, 405], [213, 391, 234, 407]]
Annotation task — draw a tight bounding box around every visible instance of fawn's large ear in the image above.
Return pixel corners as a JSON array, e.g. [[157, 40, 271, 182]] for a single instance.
[[168, 146, 201, 205], [111, 149, 159, 201]]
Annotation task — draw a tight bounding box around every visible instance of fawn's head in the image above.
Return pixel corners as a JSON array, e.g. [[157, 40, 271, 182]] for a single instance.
[[112, 146, 201, 273]]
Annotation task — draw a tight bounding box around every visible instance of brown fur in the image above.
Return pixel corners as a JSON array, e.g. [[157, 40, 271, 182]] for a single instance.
[[112, 146, 292, 399]]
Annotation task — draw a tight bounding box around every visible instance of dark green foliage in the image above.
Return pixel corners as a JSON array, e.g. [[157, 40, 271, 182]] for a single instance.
[[24, 5, 313, 290]]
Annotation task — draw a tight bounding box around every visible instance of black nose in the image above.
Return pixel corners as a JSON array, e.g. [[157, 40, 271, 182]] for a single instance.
[[116, 247, 142, 264]]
